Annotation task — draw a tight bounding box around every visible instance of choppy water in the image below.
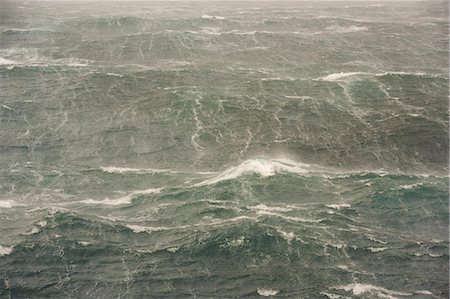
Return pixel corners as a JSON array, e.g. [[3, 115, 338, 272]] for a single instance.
[[0, 1, 449, 298]]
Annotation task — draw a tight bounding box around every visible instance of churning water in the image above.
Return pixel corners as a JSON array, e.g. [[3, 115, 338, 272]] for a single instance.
[[0, 1, 448, 298]]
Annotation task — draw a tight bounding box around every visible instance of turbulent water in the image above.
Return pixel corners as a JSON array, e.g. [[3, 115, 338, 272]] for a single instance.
[[0, 0, 449, 298]]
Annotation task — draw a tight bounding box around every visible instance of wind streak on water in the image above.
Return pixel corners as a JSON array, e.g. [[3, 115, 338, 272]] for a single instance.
[[0, 0, 448, 298]]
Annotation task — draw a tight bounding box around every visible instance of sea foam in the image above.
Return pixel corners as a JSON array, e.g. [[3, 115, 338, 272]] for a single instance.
[[257, 288, 279, 296], [335, 283, 412, 298], [201, 14, 225, 20], [318, 72, 370, 81], [81, 188, 162, 206], [0, 57, 17, 65], [100, 166, 176, 174], [326, 203, 351, 210], [0, 245, 13, 256], [0, 200, 23, 208], [318, 71, 441, 82], [194, 158, 313, 186], [326, 25, 368, 33]]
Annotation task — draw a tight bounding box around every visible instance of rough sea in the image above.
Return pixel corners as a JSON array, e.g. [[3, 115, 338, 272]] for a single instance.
[[0, 1, 448, 298]]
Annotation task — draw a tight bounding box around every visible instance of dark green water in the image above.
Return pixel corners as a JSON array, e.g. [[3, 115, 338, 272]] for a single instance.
[[0, 1, 448, 298]]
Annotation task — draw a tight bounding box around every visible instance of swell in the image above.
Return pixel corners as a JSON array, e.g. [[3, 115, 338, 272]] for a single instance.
[[96, 157, 447, 184], [1, 197, 447, 298]]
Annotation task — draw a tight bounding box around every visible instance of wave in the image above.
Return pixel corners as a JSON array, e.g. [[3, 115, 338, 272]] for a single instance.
[[0, 57, 17, 65], [96, 158, 446, 189], [335, 283, 438, 298], [1, 28, 56, 34], [125, 215, 255, 233], [318, 72, 371, 81], [100, 166, 177, 175], [398, 183, 423, 190], [317, 71, 446, 82], [99, 166, 215, 176], [326, 25, 368, 33], [0, 57, 92, 69], [257, 288, 279, 296], [201, 14, 226, 20], [248, 204, 293, 213], [334, 283, 413, 298], [113, 29, 304, 38], [0, 245, 13, 256], [80, 188, 162, 206], [326, 203, 351, 210], [190, 157, 443, 187], [248, 208, 322, 224], [0, 200, 23, 208], [193, 158, 316, 187], [367, 247, 388, 252], [23, 220, 48, 236]]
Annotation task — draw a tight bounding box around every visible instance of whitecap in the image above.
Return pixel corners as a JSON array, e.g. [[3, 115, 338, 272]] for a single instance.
[[368, 236, 388, 245], [318, 72, 370, 82], [228, 236, 245, 247], [261, 76, 296, 81], [100, 166, 176, 174], [77, 241, 91, 246], [415, 290, 433, 295], [52, 58, 90, 67], [276, 230, 295, 243], [0, 57, 17, 65], [81, 188, 162, 206], [249, 204, 293, 213], [368, 247, 388, 252], [106, 72, 124, 77], [126, 216, 254, 234], [326, 25, 368, 33], [284, 95, 312, 100], [2, 28, 55, 33], [25, 220, 47, 235], [257, 288, 279, 296], [126, 224, 157, 233], [0, 245, 13, 256], [194, 158, 313, 187], [334, 283, 412, 298], [320, 292, 342, 299], [0, 200, 23, 208], [201, 14, 225, 20], [317, 70, 443, 82], [252, 209, 321, 224], [326, 203, 351, 210], [399, 183, 422, 190]]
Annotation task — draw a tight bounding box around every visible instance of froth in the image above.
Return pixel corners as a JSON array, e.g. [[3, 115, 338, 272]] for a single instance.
[[81, 188, 162, 206], [100, 166, 175, 174], [201, 14, 226, 20], [194, 158, 312, 186], [335, 283, 412, 298], [0, 245, 13, 256], [326, 25, 368, 33], [318, 72, 370, 82], [257, 288, 279, 296], [318, 71, 441, 82], [0, 57, 17, 65], [0, 200, 23, 208], [326, 203, 351, 210]]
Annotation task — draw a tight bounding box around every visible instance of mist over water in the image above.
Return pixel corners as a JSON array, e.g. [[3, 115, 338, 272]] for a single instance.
[[0, 1, 448, 298]]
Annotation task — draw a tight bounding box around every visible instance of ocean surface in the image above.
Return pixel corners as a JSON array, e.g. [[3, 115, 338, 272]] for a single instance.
[[0, 1, 448, 298]]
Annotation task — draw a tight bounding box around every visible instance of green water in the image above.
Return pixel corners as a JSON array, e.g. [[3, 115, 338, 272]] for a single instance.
[[0, 1, 448, 298]]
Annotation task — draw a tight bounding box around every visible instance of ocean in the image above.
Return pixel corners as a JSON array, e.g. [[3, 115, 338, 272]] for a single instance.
[[0, 0, 448, 298]]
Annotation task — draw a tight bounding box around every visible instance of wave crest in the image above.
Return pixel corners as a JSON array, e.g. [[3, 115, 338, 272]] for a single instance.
[[194, 158, 314, 186]]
